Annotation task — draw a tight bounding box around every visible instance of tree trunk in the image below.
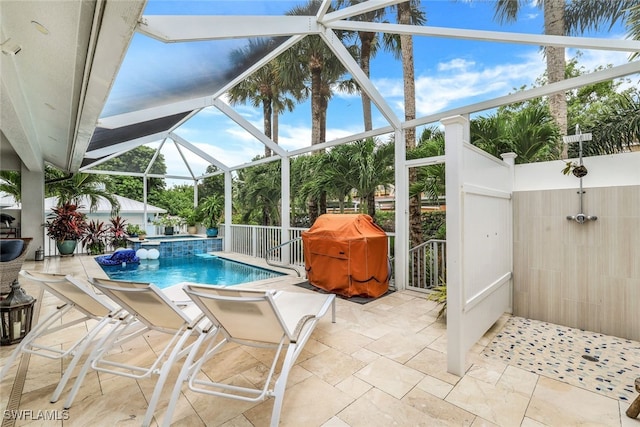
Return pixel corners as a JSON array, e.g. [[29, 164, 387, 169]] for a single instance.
[[399, 2, 422, 249], [360, 31, 374, 131], [309, 60, 323, 225], [367, 192, 376, 219], [544, 0, 567, 157], [262, 98, 272, 157]]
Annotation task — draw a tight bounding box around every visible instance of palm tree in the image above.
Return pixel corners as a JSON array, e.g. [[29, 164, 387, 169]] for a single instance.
[[281, 0, 352, 223], [494, 0, 640, 156], [396, 0, 426, 249], [336, 1, 387, 131], [0, 170, 21, 202], [315, 146, 358, 213], [409, 127, 446, 207], [45, 167, 120, 214], [580, 90, 640, 156], [350, 138, 394, 218], [470, 104, 561, 164], [228, 50, 300, 157], [236, 162, 282, 226]]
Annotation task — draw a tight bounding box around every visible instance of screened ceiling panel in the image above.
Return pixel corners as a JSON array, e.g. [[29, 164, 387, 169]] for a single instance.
[[87, 112, 190, 154], [100, 34, 289, 118]]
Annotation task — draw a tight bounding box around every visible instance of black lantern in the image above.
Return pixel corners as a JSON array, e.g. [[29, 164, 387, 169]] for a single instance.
[[0, 280, 36, 345]]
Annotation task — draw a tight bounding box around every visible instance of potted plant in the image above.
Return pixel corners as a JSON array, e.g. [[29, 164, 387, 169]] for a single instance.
[[126, 224, 146, 240], [108, 216, 129, 249], [125, 223, 142, 237], [197, 195, 223, 238], [154, 215, 182, 236], [561, 161, 588, 178], [44, 203, 88, 256], [82, 220, 107, 255], [181, 208, 201, 235]]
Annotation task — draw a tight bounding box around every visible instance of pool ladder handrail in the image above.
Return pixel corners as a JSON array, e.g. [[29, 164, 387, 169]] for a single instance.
[[264, 237, 302, 277]]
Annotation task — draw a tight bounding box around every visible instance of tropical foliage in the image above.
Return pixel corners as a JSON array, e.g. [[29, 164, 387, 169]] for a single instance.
[[197, 195, 224, 229], [108, 216, 129, 249], [94, 146, 167, 204], [45, 166, 120, 214], [82, 220, 108, 255], [44, 203, 88, 242], [0, 170, 20, 202], [471, 104, 561, 163]]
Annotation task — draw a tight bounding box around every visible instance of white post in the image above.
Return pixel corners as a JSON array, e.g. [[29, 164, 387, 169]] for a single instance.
[[500, 152, 517, 314], [21, 165, 45, 259], [193, 178, 198, 208], [143, 175, 152, 235], [443, 114, 468, 376], [394, 128, 407, 291], [281, 157, 291, 265]]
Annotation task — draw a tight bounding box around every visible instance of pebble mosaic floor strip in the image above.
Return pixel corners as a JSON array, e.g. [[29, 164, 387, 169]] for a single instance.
[[482, 316, 640, 402]]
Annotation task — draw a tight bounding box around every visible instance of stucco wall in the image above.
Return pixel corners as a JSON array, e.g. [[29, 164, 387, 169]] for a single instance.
[[512, 184, 639, 341]]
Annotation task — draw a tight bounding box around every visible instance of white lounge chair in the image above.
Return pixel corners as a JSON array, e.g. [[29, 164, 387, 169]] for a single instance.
[[64, 277, 205, 427], [162, 285, 336, 427], [0, 271, 127, 404]]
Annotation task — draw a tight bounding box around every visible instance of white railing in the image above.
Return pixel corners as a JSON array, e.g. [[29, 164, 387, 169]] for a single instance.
[[44, 223, 400, 287], [43, 227, 132, 257], [408, 239, 446, 292], [225, 225, 396, 283]]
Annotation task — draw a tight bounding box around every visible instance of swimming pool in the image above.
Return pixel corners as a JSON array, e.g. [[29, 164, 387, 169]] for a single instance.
[[99, 254, 285, 289]]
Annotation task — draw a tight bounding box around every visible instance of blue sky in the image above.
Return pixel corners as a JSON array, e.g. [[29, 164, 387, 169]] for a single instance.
[[110, 1, 634, 185]]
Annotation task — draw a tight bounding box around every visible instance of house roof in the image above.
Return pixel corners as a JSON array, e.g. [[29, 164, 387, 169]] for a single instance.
[[0, 194, 165, 215], [44, 195, 166, 214]]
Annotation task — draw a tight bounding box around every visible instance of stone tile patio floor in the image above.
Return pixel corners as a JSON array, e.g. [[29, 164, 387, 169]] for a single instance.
[[1, 254, 638, 426]]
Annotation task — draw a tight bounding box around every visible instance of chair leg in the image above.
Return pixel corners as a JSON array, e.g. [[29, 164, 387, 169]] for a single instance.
[[63, 318, 135, 409], [270, 344, 298, 427], [161, 331, 211, 427], [50, 316, 116, 403], [0, 308, 67, 380], [141, 328, 195, 427]]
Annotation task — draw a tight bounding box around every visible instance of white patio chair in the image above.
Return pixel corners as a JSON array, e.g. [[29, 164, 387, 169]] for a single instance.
[[162, 285, 336, 427], [64, 277, 205, 427], [0, 271, 128, 404]]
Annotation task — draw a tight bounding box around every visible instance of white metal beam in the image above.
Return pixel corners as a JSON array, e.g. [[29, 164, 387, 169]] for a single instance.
[[169, 132, 230, 172], [98, 97, 215, 129], [405, 60, 640, 129], [287, 125, 395, 157], [326, 21, 640, 52], [322, 0, 405, 24], [212, 99, 287, 157], [320, 27, 401, 129], [137, 15, 320, 42]]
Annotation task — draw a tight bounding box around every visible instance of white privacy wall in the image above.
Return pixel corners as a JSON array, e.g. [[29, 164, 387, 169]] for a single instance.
[[443, 116, 514, 376]]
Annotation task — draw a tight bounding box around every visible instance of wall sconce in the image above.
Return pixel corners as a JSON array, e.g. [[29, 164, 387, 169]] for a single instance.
[[1, 38, 22, 56]]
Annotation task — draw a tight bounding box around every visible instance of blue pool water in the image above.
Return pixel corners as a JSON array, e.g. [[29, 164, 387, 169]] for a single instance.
[[100, 254, 284, 289]]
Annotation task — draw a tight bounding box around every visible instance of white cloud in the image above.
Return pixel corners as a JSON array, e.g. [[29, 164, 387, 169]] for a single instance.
[[373, 50, 546, 117], [438, 58, 476, 72]]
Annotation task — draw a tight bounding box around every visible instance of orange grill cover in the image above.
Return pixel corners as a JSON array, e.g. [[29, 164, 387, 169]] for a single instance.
[[302, 214, 389, 298]]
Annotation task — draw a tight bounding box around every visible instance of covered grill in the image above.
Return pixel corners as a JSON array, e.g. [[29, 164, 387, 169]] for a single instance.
[[302, 214, 389, 298]]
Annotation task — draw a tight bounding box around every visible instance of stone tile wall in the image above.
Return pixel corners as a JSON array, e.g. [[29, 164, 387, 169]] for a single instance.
[[130, 237, 222, 258], [512, 185, 639, 341]]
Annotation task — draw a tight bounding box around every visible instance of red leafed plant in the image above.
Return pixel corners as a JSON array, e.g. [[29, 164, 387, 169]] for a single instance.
[[108, 216, 129, 249], [45, 203, 88, 242]]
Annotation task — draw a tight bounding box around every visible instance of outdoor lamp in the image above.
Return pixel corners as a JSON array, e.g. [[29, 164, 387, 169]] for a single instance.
[[0, 281, 36, 345]]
